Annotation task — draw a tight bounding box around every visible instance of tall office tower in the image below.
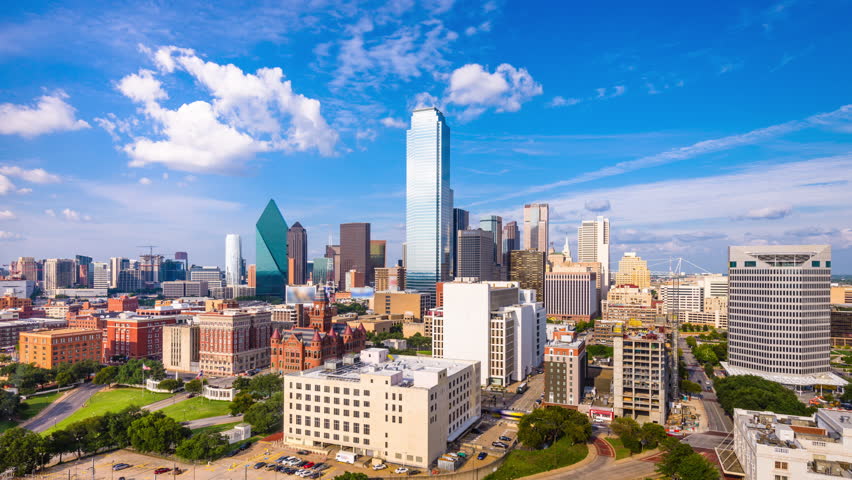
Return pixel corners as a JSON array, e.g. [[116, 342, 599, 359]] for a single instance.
[[109, 257, 129, 289], [370, 240, 386, 273], [502, 221, 520, 267], [160, 259, 186, 281], [480, 215, 503, 276], [43, 259, 75, 291], [16, 257, 38, 282], [256, 199, 288, 298], [523, 203, 549, 252], [544, 271, 599, 321], [725, 245, 844, 387], [614, 252, 650, 288], [139, 254, 164, 284], [92, 262, 111, 290], [174, 251, 189, 272], [75, 255, 93, 287], [406, 107, 453, 302], [247, 264, 256, 287], [339, 223, 370, 288], [577, 216, 610, 295], [509, 250, 547, 302], [326, 245, 341, 288], [312, 257, 333, 285], [225, 233, 243, 286], [451, 208, 469, 277], [286, 223, 308, 285], [456, 229, 496, 282]]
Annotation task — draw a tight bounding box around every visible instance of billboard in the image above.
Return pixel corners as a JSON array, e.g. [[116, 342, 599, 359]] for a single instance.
[[286, 286, 317, 304], [349, 287, 374, 299]]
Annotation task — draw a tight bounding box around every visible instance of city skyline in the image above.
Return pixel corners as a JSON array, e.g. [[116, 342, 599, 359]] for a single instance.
[[1, 1, 852, 272]]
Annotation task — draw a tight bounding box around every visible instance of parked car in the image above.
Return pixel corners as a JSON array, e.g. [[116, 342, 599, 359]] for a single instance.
[[477, 452, 488, 460], [303, 462, 315, 469], [492, 441, 509, 449], [499, 436, 512, 442], [253, 462, 267, 469], [186, 393, 196, 398], [372, 464, 388, 470], [297, 450, 310, 455], [394, 467, 409, 474], [154, 468, 171, 475], [266, 464, 278, 471], [112, 464, 131, 471]]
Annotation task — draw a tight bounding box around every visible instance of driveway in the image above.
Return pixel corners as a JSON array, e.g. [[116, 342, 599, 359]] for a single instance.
[[23, 383, 104, 433]]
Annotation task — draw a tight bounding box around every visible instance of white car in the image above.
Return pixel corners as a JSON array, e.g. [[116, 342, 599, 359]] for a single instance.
[[394, 467, 409, 474], [372, 464, 388, 471]]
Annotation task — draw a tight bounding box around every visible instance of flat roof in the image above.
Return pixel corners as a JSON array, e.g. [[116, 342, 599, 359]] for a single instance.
[[22, 328, 102, 336], [722, 362, 847, 387], [294, 353, 475, 387]]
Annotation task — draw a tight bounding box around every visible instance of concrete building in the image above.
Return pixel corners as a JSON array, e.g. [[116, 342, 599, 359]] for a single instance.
[[162, 323, 200, 373], [162, 280, 209, 298], [699, 274, 728, 298], [0, 318, 67, 349], [340, 223, 371, 288], [479, 215, 503, 277], [602, 286, 658, 327], [19, 328, 103, 369], [704, 296, 728, 315], [502, 221, 520, 268], [731, 408, 852, 480], [103, 312, 179, 362], [371, 292, 427, 320], [613, 332, 670, 424], [43, 303, 80, 319], [830, 309, 852, 347], [544, 271, 599, 321], [345, 270, 365, 290], [543, 331, 587, 407], [577, 216, 610, 295], [198, 309, 272, 375], [456, 229, 495, 282], [374, 266, 405, 292], [451, 208, 469, 278], [724, 245, 845, 388], [433, 281, 545, 386], [614, 252, 650, 289], [225, 234, 243, 286], [0, 280, 35, 298], [281, 348, 481, 469], [831, 285, 852, 304], [509, 250, 546, 302], [660, 284, 704, 314], [14, 257, 38, 281], [44, 259, 75, 292], [680, 310, 728, 330], [523, 203, 549, 252], [189, 266, 223, 290], [48, 288, 108, 298], [92, 262, 110, 290]]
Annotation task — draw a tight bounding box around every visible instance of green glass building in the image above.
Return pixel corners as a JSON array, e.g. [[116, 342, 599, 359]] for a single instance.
[[312, 257, 333, 285], [255, 199, 288, 297]]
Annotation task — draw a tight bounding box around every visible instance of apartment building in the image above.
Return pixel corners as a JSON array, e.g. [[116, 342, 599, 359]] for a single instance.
[[282, 348, 480, 469], [613, 332, 671, 424], [19, 328, 103, 369], [543, 332, 587, 407], [0, 318, 67, 349]]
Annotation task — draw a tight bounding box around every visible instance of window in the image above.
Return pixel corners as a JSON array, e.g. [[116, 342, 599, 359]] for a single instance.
[[729, 261, 737, 268], [774, 462, 788, 470], [811, 261, 820, 267]]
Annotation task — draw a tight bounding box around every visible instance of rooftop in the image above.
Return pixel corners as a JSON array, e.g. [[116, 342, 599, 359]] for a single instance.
[[22, 328, 102, 336], [722, 362, 847, 387]]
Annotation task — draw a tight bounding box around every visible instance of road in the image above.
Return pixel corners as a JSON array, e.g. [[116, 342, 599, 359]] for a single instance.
[[532, 437, 657, 480], [23, 383, 104, 433], [679, 337, 732, 433], [142, 392, 190, 412], [185, 414, 243, 429]]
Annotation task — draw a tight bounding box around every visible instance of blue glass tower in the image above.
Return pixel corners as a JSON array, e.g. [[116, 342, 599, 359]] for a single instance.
[[255, 199, 288, 297], [405, 107, 453, 303]]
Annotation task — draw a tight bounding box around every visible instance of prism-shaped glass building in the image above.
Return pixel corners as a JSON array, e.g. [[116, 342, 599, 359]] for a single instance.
[[256, 199, 288, 297]]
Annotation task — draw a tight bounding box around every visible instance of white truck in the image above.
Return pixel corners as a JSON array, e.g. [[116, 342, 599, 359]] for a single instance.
[[335, 451, 357, 464]]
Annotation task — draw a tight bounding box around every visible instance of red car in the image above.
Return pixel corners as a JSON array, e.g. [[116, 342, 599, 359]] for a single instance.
[[154, 468, 172, 475], [303, 462, 315, 469]]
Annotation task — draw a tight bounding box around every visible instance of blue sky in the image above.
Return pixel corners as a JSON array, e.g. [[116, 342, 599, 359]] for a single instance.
[[1, 0, 851, 273]]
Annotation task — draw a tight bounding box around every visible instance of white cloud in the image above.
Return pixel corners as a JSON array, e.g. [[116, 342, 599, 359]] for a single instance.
[[0, 210, 15, 220], [445, 63, 542, 119], [355, 129, 377, 141], [60, 208, 91, 222], [111, 46, 338, 174], [0, 166, 61, 183], [139, 177, 152, 185], [16, 188, 32, 195], [162, 172, 169, 180], [413, 92, 440, 109], [584, 199, 611, 212], [595, 85, 626, 99], [549, 96, 581, 108], [739, 205, 792, 220], [0, 91, 90, 138], [44, 209, 56, 216], [380, 117, 407, 129], [0, 176, 15, 195], [0, 231, 22, 240], [465, 21, 491, 36]]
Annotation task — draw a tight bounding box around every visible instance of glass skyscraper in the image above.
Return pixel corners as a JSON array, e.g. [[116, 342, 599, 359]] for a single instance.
[[451, 208, 469, 277], [256, 199, 288, 297], [405, 107, 453, 301], [312, 257, 333, 285]]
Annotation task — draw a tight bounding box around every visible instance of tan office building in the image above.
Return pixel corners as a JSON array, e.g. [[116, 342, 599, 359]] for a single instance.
[[371, 292, 426, 320], [613, 332, 671, 424], [831, 285, 852, 304], [509, 250, 546, 302], [163, 323, 200, 372], [614, 252, 650, 288], [375, 266, 405, 292], [19, 328, 103, 369], [282, 348, 480, 469]]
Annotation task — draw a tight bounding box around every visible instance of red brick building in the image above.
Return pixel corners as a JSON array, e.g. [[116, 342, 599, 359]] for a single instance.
[[0, 295, 31, 309], [270, 293, 367, 373], [102, 313, 177, 362], [108, 295, 139, 313], [68, 313, 109, 330]]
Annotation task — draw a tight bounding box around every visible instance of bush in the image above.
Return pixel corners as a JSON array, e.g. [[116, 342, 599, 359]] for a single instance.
[[715, 375, 811, 416], [176, 431, 229, 461], [517, 407, 591, 449], [157, 378, 184, 392]]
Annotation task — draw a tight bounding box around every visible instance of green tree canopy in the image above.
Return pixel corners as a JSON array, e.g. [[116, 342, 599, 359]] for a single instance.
[[611, 417, 642, 453], [127, 411, 190, 454], [681, 380, 703, 397], [715, 375, 810, 416], [157, 378, 184, 392], [639, 423, 667, 450], [244, 391, 283, 434], [0, 427, 48, 475], [249, 374, 282, 398], [517, 406, 592, 449], [93, 365, 118, 384], [586, 345, 614, 358], [334, 473, 370, 480], [176, 431, 230, 461], [0, 390, 21, 421], [842, 382, 852, 404], [185, 378, 204, 394], [229, 392, 256, 415]]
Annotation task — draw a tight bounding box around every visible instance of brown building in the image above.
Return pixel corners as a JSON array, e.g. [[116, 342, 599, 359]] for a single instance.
[[371, 292, 427, 320], [339, 223, 371, 288], [831, 309, 852, 347], [543, 333, 587, 407], [68, 313, 109, 330], [198, 309, 271, 375], [19, 328, 103, 369], [103, 313, 178, 362], [247, 264, 256, 288], [509, 250, 547, 302], [287, 222, 308, 285], [370, 240, 386, 271], [108, 295, 139, 313], [375, 266, 405, 292], [0, 295, 31, 309], [345, 269, 365, 290], [269, 294, 366, 372]]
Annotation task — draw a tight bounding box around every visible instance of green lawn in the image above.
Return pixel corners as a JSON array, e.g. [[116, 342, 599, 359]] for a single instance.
[[0, 391, 64, 434], [190, 422, 240, 436], [483, 437, 588, 480], [159, 396, 231, 422], [605, 437, 633, 460], [43, 387, 172, 435]]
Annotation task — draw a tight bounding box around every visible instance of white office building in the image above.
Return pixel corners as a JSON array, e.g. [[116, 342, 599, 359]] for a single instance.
[[577, 216, 610, 295], [660, 284, 704, 314], [92, 262, 111, 290], [729, 408, 852, 480], [433, 280, 546, 386], [723, 245, 845, 388], [225, 233, 243, 286], [189, 266, 224, 290], [282, 348, 480, 469]]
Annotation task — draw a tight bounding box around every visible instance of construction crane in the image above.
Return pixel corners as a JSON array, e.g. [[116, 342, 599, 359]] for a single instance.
[[645, 256, 713, 277], [136, 245, 159, 257]]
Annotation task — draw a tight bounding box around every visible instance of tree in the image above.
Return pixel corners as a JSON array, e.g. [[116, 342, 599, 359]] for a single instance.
[[0, 427, 47, 475], [517, 406, 592, 449], [93, 365, 118, 384], [586, 345, 614, 358], [0, 390, 20, 421], [842, 383, 852, 403], [334, 473, 370, 480], [176, 431, 230, 461], [55, 370, 75, 387], [47, 429, 75, 463], [185, 378, 204, 394], [229, 392, 256, 415], [676, 453, 720, 480], [104, 406, 148, 449], [249, 374, 282, 398], [115, 359, 166, 385], [611, 417, 642, 453], [232, 376, 251, 392], [157, 378, 184, 391], [66, 416, 104, 458], [639, 423, 667, 450], [656, 437, 696, 478], [407, 333, 432, 351], [127, 411, 190, 454], [685, 337, 698, 349], [9, 363, 49, 394], [681, 380, 703, 398], [715, 375, 810, 416], [244, 392, 283, 434]]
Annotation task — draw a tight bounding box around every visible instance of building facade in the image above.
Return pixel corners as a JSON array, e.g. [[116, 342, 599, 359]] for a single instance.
[[509, 250, 546, 302], [256, 199, 289, 298], [371, 292, 426, 320], [19, 328, 103, 369], [102, 313, 178, 362], [340, 223, 371, 288], [456, 229, 496, 282], [225, 234, 243, 286], [613, 332, 670, 424], [576, 216, 610, 295], [288, 222, 308, 285], [374, 266, 405, 292], [614, 252, 650, 288], [543, 333, 587, 407], [451, 208, 469, 278], [370, 240, 386, 273], [523, 203, 549, 252], [162, 323, 200, 373], [198, 309, 272, 375], [544, 271, 599, 321]]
